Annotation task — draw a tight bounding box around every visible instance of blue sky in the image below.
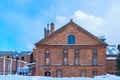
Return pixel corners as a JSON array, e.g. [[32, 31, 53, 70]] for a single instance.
[[0, 0, 120, 51]]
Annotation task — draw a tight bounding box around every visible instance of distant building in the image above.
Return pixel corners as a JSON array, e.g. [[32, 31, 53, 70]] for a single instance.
[[106, 45, 120, 74], [0, 51, 33, 75]]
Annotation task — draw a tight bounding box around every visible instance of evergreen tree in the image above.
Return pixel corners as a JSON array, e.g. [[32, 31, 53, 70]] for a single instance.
[[115, 52, 120, 76]]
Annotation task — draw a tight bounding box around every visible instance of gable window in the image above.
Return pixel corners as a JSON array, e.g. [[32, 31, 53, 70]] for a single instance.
[[68, 35, 75, 44]]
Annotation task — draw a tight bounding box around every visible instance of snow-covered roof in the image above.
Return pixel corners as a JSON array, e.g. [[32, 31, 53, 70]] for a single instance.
[[106, 57, 117, 60], [97, 36, 106, 41], [107, 45, 119, 55], [106, 45, 119, 60], [17, 66, 29, 73], [0, 51, 32, 58]]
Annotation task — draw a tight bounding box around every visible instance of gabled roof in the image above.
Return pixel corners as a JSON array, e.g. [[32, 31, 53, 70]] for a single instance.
[[107, 45, 120, 55], [35, 20, 107, 45], [106, 45, 119, 60]]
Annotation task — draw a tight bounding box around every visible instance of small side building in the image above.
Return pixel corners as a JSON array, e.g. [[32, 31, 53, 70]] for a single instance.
[[106, 45, 120, 74]]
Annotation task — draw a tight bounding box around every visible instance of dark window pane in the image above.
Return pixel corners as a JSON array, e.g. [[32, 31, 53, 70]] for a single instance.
[[44, 71, 51, 76], [68, 35, 75, 44], [93, 57, 97, 65]]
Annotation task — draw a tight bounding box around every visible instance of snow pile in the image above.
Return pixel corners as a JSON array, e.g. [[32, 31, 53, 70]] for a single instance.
[[0, 74, 120, 80]]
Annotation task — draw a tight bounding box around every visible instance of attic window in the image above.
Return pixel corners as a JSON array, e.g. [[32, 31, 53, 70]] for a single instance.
[[67, 35, 75, 44]]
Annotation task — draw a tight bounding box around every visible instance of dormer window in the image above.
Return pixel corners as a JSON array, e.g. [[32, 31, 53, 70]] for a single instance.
[[68, 35, 75, 44]]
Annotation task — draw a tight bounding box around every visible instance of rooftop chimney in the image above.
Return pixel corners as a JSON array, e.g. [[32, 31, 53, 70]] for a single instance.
[[50, 23, 55, 34], [44, 28, 47, 38], [46, 24, 50, 37]]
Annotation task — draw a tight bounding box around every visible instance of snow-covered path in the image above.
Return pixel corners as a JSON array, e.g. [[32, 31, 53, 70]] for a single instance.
[[0, 74, 120, 80]]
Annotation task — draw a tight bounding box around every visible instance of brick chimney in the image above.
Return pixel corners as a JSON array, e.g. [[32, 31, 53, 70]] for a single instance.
[[50, 22, 55, 34], [44, 28, 47, 38], [46, 24, 50, 37], [44, 23, 55, 38]]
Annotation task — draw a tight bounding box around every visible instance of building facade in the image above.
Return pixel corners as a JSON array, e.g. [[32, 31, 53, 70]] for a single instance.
[[34, 20, 107, 77], [106, 45, 120, 74], [0, 51, 32, 75]]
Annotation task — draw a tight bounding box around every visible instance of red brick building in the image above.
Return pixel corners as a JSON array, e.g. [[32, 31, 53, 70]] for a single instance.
[[106, 45, 120, 74], [0, 51, 32, 75], [34, 20, 107, 77]]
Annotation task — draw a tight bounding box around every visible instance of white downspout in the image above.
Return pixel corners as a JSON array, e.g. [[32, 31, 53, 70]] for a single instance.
[[3, 56, 5, 75]]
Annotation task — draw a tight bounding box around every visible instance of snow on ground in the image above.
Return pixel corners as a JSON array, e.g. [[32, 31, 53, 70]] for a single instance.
[[0, 74, 120, 80]]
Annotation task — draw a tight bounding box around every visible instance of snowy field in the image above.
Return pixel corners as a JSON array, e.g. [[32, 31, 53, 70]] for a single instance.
[[0, 74, 120, 80]]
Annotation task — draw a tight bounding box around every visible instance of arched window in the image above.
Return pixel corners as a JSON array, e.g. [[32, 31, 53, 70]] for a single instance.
[[92, 49, 97, 55], [45, 49, 50, 54], [63, 49, 68, 54], [67, 35, 75, 44], [75, 49, 79, 54]]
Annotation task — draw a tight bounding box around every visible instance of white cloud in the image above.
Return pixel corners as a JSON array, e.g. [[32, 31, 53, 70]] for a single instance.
[[72, 10, 103, 35], [55, 10, 104, 35], [102, 1, 120, 45], [55, 16, 68, 30]]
